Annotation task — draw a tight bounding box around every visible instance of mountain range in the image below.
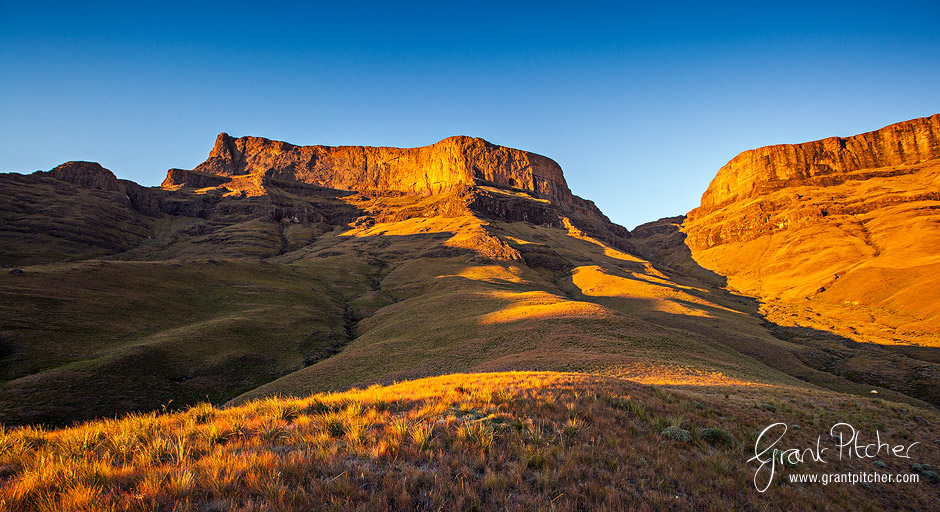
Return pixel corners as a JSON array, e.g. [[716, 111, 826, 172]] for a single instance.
[[2, 115, 939, 427], [2, 114, 940, 510]]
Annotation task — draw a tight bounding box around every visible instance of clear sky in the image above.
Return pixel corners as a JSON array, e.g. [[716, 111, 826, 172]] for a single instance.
[[2, 1, 939, 229]]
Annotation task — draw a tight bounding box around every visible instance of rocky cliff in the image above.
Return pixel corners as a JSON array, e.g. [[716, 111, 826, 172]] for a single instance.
[[162, 133, 607, 221], [678, 114, 940, 349], [693, 113, 940, 216]]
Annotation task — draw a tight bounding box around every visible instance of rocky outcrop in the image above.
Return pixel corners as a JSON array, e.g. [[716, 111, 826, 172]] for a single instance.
[[46, 161, 123, 192], [694, 114, 940, 215], [162, 168, 232, 189], [686, 114, 940, 249], [170, 133, 608, 221]]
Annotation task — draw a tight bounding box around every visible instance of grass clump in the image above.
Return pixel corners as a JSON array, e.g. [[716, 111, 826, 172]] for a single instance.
[[660, 425, 692, 442], [699, 428, 733, 448], [604, 395, 646, 420]]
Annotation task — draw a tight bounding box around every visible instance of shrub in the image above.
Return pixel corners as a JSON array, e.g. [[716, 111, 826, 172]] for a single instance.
[[660, 426, 691, 442], [699, 428, 733, 447]]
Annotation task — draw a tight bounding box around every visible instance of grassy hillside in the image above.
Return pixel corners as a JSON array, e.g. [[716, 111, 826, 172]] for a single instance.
[[0, 259, 372, 425], [683, 159, 940, 348], [2, 372, 938, 511], [3, 178, 936, 426]]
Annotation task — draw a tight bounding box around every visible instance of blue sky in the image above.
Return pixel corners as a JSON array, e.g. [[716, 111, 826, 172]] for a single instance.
[[2, 1, 939, 229]]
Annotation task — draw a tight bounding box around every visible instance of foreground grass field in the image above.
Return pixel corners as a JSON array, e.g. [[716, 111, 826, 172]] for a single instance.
[[1, 372, 938, 511]]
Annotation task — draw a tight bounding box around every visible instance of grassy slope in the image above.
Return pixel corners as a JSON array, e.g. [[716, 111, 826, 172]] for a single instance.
[[232, 209, 927, 411], [1, 372, 938, 511], [0, 260, 364, 425], [0, 174, 152, 266], [683, 160, 940, 347], [3, 181, 933, 426]]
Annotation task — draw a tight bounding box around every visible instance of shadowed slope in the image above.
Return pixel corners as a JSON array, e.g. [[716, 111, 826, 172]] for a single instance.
[[630, 115, 940, 410]]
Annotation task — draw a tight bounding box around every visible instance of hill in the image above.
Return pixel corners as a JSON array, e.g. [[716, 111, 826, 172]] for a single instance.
[[3, 129, 939, 427], [2, 372, 938, 511], [682, 114, 940, 347], [631, 115, 940, 410], [2, 123, 940, 509]]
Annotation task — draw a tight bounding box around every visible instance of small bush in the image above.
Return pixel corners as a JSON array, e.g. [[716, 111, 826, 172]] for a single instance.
[[410, 422, 434, 451], [325, 417, 345, 438], [700, 428, 733, 447], [189, 402, 216, 424], [564, 417, 584, 437], [660, 426, 691, 442]]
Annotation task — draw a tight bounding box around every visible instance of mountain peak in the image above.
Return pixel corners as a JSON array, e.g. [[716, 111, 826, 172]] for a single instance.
[[163, 133, 592, 216]]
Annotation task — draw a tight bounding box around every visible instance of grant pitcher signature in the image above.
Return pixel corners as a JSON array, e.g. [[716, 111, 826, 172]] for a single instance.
[[747, 422, 919, 492]]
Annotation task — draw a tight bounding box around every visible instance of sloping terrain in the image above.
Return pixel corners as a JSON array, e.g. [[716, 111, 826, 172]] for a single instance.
[[681, 114, 940, 348], [2, 129, 939, 430], [632, 115, 940, 412], [2, 372, 939, 511]]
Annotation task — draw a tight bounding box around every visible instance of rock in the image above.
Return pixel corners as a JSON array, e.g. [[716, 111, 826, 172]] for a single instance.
[[692, 114, 940, 214], [914, 416, 929, 426], [166, 133, 609, 221], [46, 161, 122, 192], [161, 168, 232, 189], [8, 269, 23, 276], [874, 460, 886, 468]]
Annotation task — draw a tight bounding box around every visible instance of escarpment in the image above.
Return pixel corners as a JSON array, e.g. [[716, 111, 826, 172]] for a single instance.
[[684, 114, 940, 251], [162, 133, 608, 222], [693, 113, 940, 216], [672, 114, 940, 348]]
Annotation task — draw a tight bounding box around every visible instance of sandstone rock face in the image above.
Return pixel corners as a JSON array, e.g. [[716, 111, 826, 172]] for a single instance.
[[695, 114, 940, 214], [161, 168, 233, 189], [681, 114, 940, 347], [168, 133, 607, 221]]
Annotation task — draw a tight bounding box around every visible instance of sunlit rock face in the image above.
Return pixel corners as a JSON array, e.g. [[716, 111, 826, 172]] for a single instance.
[[679, 114, 940, 346], [163, 133, 607, 221], [692, 113, 940, 222]]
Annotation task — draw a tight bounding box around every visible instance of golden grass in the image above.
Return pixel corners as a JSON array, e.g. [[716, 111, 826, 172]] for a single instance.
[[683, 159, 940, 347], [2, 371, 938, 511], [479, 291, 616, 324]]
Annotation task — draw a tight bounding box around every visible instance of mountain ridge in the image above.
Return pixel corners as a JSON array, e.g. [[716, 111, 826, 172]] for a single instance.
[[164, 133, 610, 222], [692, 113, 940, 218], [2, 117, 939, 429]]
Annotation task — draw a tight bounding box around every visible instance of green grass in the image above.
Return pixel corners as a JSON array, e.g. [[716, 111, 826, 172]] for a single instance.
[[0, 259, 367, 425]]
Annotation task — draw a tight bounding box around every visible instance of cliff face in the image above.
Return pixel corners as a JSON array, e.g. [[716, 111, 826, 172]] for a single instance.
[[679, 114, 940, 348], [694, 114, 940, 215], [163, 133, 607, 221]]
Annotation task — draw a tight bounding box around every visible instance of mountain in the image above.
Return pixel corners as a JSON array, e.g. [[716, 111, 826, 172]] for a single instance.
[[684, 114, 940, 346], [2, 123, 940, 510], [1, 135, 778, 425], [1, 126, 938, 429], [632, 114, 940, 410]]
